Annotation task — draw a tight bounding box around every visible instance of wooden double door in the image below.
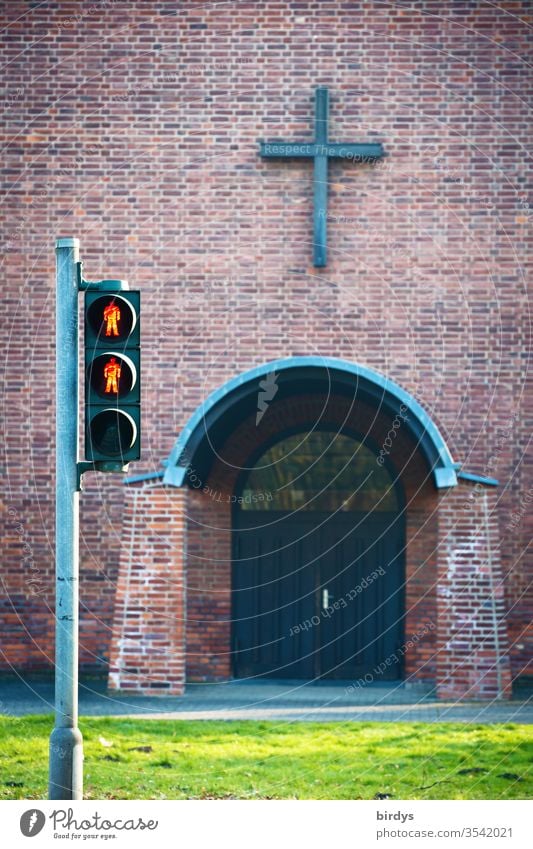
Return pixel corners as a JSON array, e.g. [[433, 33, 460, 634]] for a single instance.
[[232, 510, 404, 680]]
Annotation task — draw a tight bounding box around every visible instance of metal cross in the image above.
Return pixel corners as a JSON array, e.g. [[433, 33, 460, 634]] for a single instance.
[[259, 87, 385, 267]]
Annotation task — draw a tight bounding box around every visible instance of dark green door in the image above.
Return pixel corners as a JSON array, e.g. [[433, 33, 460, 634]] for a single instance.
[[233, 512, 317, 678], [232, 431, 405, 680], [233, 510, 403, 679], [317, 512, 404, 679]]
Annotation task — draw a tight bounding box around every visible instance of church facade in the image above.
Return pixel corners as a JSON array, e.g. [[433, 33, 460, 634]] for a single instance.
[[2, 1, 531, 701]]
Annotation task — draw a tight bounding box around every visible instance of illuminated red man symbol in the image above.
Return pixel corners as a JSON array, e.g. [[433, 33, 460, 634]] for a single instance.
[[104, 357, 121, 394], [103, 301, 121, 337]]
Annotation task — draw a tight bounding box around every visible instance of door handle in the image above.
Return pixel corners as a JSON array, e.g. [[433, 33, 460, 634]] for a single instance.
[[322, 588, 334, 610]]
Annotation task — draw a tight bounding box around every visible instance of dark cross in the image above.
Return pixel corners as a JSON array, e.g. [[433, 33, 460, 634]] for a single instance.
[[259, 87, 385, 267]]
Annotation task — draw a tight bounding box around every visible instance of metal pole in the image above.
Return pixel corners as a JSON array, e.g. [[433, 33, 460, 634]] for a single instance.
[[49, 237, 83, 799]]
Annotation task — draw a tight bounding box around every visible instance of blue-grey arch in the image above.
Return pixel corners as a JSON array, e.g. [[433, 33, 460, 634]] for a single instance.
[[159, 356, 459, 490]]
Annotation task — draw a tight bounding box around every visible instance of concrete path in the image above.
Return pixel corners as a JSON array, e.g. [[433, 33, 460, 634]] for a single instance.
[[1, 677, 531, 723]]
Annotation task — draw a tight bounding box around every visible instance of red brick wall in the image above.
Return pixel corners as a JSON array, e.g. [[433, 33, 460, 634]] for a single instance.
[[1, 1, 530, 689], [437, 482, 512, 699], [404, 490, 439, 682], [108, 485, 186, 694], [186, 489, 232, 682]]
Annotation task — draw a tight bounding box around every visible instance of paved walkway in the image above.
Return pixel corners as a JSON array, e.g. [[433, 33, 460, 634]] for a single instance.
[[1, 677, 531, 723]]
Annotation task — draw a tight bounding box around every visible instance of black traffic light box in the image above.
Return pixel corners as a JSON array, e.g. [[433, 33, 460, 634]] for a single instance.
[[84, 291, 141, 463]]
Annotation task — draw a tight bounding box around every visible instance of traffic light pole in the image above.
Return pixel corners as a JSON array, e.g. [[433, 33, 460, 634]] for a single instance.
[[49, 239, 135, 798], [49, 237, 83, 800]]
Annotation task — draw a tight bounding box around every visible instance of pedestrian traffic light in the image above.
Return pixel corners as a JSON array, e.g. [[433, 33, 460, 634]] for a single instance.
[[84, 290, 141, 464]]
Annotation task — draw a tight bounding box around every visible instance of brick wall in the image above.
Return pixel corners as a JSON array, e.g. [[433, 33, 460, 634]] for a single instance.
[[1, 1, 530, 690], [108, 484, 186, 694], [437, 482, 512, 699]]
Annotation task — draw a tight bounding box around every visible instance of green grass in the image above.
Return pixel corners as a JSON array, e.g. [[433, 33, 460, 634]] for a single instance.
[[0, 716, 531, 800]]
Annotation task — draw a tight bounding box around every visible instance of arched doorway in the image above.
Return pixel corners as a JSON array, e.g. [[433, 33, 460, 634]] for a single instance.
[[113, 358, 514, 700], [232, 429, 405, 680]]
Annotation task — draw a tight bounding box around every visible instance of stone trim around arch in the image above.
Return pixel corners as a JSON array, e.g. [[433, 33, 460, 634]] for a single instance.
[[159, 357, 459, 490]]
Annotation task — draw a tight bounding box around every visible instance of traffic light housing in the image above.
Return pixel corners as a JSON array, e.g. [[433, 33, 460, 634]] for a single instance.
[[84, 290, 141, 464]]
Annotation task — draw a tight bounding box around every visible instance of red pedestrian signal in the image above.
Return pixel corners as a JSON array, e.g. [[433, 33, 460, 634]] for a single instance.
[[85, 293, 137, 345], [88, 353, 137, 398], [103, 302, 121, 337], [85, 290, 140, 463], [104, 357, 121, 393]]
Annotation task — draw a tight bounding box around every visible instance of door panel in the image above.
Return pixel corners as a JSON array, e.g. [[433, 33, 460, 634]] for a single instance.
[[233, 513, 317, 678], [319, 513, 403, 679]]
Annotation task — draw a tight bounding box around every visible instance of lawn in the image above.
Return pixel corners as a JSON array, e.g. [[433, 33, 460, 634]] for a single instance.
[[0, 716, 531, 800]]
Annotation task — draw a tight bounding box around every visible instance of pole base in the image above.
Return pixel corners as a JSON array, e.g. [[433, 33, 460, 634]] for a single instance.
[[49, 726, 84, 800]]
